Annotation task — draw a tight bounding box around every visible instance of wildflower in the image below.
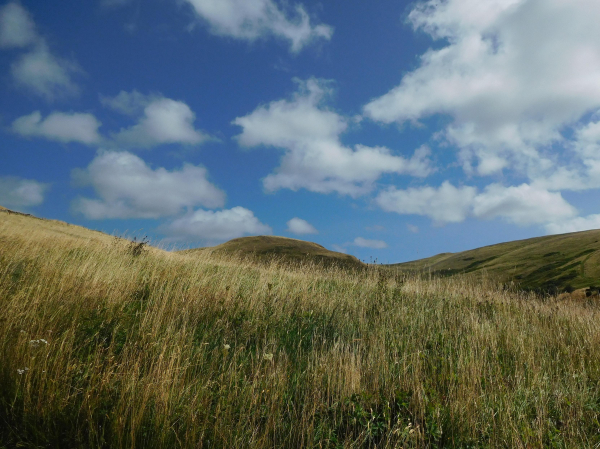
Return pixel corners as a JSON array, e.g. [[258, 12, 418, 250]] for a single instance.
[[29, 339, 48, 348], [17, 368, 29, 375], [223, 344, 230, 351], [263, 353, 273, 361]]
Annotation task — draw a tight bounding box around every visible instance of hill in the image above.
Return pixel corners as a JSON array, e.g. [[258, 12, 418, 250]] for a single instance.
[[180, 235, 364, 269], [391, 229, 600, 292], [0, 206, 124, 247], [2, 205, 600, 447]]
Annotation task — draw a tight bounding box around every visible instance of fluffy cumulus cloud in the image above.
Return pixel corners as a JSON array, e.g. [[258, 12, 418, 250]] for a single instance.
[[377, 182, 576, 226], [12, 111, 101, 145], [0, 176, 48, 208], [100, 90, 153, 116], [352, 237, 388, 249], [234, 78, 432, 197], [11, 44, 81, 100], [286, 217, 317, 235], [472, 183, 576, 225], [364, 0, 600, 179], [71, 151, 225, 219], [103, 91, 210, 148], [545, 215, 600, 235], [164, 207, 272, 242], [535, 117, 600, 192], [184, 0, 332, 53], [376, 181, 477, 224], [0, 2, 37, 48], [1, 3, 81, 101]]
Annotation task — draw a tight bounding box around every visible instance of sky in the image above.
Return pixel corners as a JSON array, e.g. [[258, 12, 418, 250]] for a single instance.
[[2, 0, 600, 263]]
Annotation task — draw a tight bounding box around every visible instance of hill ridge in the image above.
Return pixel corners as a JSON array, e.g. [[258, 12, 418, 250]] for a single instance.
[[391, 228, 600, 292]]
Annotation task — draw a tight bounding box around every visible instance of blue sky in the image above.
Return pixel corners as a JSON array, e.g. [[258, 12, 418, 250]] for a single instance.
[[2, 0, 600, 263]]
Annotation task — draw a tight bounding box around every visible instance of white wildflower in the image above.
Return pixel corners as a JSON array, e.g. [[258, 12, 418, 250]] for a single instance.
[[28, 339, 48, 348]]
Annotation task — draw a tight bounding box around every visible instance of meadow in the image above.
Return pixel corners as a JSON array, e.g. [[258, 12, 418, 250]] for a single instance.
[[1, 211, 600, 448]]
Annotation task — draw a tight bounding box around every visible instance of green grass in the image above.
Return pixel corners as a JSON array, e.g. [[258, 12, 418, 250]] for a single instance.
[[1, 209, 600, 447], [391, 230, 600, 292], [180, 235, 364, 269]]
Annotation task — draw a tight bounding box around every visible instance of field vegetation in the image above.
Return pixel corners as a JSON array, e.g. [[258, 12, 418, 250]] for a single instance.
[[392, 230, 600, 293], [1, 209, 600, 448], [180, 235, 363, 269]]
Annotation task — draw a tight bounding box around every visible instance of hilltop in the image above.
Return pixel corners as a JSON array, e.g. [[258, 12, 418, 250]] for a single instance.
[[180, 235, 364, 269], [391, 229, 600, 292]]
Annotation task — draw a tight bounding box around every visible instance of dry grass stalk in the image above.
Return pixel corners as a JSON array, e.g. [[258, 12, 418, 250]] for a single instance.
[[1, 212, 599, 447]]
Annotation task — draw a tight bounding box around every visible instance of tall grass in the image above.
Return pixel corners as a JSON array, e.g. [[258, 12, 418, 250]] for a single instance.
[[1, 215, 600, 448]]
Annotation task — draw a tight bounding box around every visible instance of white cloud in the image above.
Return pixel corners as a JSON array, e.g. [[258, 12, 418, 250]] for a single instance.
[[1, 3, 80, 100], [545, 215, 600, 235], [184, 0, 332, 53], [286, 217, 317, 235], [472, 183, 576, 225], [11, 42, 80, 101], [364, 0, 600, 178], [99, 90, 154, 116], [12, 111, 101, 145], [331, 244, 348, 254], [106, 92, 210, 148], [376, 181, 477, 224], [407, 224, 419, 233], [352, 237, 388, 249], [0, 2, 37, 48], [71, 151, 225, 219], [234, 78, 432, 197], [164, 207, 272, 241], [377, 181, 576, 226], [535, 117, 600, 192], [0, 176, 48, 208]]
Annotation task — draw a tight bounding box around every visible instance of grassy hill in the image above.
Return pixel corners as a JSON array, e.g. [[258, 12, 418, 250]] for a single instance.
[[2, 207, 600, 447], [181, 235, 364, 269], [391, 229, 600, 292]]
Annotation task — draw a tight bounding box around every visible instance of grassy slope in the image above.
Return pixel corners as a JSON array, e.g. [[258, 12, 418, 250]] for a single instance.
[[2, 209, 600, 447], [391, 229, 600, 291], [181, 235, 364, 269]]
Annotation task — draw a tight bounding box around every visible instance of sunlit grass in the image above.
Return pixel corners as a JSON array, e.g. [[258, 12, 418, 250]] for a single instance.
[[1, 212, 600, 448]]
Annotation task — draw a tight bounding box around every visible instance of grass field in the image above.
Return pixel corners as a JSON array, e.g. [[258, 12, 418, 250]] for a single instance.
[[1, 209, 600, 448], [391, 230, 600, 293]]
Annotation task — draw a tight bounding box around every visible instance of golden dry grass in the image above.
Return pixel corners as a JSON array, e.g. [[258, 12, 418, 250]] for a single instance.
[[1, 210, 600, 448]]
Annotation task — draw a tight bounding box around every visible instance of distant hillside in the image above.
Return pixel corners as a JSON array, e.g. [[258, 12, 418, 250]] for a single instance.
[[391, 229, 600, 292], [181, 235, 364, 269]]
